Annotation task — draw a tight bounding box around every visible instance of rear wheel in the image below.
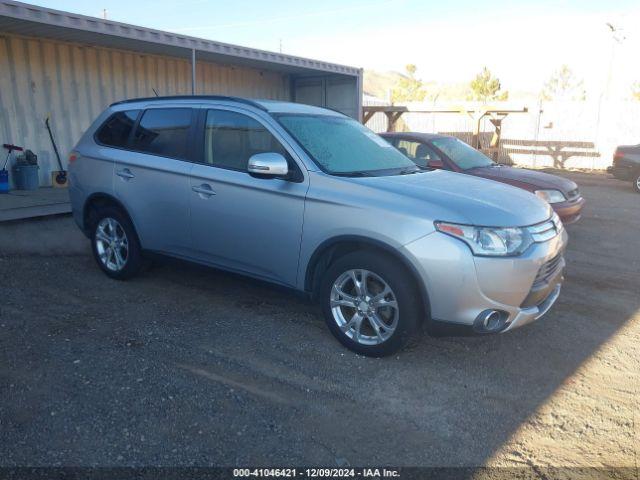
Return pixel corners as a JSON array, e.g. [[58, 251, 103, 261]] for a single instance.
[[633, 172, 640, 193], [90, 206, 144, 280], [319, 251, 422, 357]]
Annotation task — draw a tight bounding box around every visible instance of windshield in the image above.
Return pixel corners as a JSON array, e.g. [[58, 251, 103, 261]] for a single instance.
[[277, 114, 418, 176], [431, 137, 494, 170]]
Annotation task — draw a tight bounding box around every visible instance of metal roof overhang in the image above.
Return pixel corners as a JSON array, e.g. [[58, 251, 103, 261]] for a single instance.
[[0, 0, 361, 78]]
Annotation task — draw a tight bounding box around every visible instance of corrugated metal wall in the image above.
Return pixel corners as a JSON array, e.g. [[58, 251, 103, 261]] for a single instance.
[[293, 76, 360, 119], [0, 32, 291, 186]]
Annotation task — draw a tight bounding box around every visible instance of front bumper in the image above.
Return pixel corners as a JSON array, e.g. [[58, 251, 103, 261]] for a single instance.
[[401, 224, 567, 335], [553, 196, 584, 225], [501, 283, 561, 332]]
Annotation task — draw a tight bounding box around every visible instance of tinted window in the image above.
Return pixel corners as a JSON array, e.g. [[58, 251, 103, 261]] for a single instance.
[[130, 108, 192, 160], [396, 139, 441, 167], [277, 115, 415, 175], [96, 110, 139, 147], [205, 110, 287, 171]]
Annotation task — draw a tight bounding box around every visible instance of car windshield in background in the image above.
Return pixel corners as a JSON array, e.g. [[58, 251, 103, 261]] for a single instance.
[[431, 137, 494, 170], [277, 114, 418, 176]]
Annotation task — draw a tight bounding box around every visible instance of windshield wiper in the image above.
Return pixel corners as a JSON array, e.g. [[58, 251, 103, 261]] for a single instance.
[[466, 164, 496, 170], [332, 166, 422, 178], [397, 166, 423, 175], [331, 171, 373, 177]]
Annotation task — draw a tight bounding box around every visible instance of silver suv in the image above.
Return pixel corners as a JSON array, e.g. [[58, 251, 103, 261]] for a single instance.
[[68, 96, 567, 356]]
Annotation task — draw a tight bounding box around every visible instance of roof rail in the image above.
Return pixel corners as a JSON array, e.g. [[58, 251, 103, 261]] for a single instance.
[[110, 95, 268, 111]]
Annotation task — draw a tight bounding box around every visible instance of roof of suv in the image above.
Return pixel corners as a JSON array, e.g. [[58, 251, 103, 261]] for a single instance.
[[110, 95, 343, 116]]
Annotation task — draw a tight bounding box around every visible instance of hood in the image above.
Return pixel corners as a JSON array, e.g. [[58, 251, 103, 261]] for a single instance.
[[469, 165, 577, 193], [351, 170, 552, 227]]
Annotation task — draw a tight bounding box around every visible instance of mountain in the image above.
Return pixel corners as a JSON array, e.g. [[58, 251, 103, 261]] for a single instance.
[[364, 69, 468, 102], [363, 70, 406, 101], [365, 69, 538, 103]]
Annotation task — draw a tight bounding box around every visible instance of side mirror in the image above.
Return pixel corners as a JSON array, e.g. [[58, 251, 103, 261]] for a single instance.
[[248, 152, 289, 178], [427, 159, 443, 169]]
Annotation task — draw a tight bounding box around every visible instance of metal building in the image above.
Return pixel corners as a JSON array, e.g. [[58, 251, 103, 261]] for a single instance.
[[0, 1, 362, 187]]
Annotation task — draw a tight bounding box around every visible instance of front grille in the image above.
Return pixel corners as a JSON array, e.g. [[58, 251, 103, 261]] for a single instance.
[[528, 217, 561, 242], [533, 253, 563, 288]]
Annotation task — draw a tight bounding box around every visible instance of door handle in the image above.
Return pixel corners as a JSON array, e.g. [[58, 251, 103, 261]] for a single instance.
[[192, 183, 216, 198], [116, 168, 135, 180]]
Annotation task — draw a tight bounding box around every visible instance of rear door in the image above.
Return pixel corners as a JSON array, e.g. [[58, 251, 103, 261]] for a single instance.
[[113, 107, 195, 255], [188, 107, 308, 287]]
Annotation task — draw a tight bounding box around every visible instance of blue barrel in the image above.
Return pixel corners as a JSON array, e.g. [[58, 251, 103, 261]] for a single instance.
[[13, 164, 39, 190], [0, 169, 8, 193]]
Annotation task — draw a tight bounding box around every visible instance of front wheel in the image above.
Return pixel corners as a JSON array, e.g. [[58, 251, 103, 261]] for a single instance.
[[319, 251, 423, 357], [634, 173, 640, 193]]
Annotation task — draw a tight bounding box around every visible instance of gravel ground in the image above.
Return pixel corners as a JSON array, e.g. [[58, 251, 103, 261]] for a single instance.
[[0, 171, 638, 469]]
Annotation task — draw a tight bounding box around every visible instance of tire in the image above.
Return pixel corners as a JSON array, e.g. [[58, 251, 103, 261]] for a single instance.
[[633, 172, 640, 194], [319, 250, 423, 357], [90, 205, 144, 280]]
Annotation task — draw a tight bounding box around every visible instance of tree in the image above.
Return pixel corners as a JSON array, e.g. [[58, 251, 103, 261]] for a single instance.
[[541, 65, 586, 101], [468, 67, 507, 103], [391, 64, 427, 103]]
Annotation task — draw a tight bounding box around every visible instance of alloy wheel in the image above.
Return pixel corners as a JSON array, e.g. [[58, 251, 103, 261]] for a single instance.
[[330, 269, 399, 345], [95, 217, 129, 272]]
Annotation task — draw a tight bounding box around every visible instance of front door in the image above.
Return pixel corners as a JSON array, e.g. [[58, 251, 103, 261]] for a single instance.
[[189, 107, 308, 287]]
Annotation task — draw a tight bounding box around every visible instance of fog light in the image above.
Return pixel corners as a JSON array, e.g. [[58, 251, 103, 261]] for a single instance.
[[474, 310, 509, 333]]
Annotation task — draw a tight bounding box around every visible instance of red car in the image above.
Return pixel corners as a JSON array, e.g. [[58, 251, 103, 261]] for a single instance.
[[381, 132, 585, 224]]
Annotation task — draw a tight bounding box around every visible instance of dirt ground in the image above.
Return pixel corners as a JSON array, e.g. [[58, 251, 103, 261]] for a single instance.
[[0, 171, 638, 472]]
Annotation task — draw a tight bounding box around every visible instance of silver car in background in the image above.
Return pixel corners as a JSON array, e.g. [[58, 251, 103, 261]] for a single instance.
[[68, 96, 567, 356]]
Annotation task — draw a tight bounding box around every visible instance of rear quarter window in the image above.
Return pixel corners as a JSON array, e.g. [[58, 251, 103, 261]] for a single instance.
[[95, 110, 140, 148]]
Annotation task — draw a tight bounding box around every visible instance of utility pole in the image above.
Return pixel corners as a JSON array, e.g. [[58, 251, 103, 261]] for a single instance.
[[603, 22, 626, 100], [594, 22, 626, 169]]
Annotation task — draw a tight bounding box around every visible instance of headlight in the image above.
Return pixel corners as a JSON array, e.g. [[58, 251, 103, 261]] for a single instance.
[[435, 221, 532, 256], [535, 189, 566, 204]]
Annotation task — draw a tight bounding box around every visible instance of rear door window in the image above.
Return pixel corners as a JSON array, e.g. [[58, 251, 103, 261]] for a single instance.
[[95, 110, 140, 148], [130, 108, 193, 160]]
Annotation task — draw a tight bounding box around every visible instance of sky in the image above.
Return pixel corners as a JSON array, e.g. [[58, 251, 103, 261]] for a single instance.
[[25, 0, 640, 98]]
